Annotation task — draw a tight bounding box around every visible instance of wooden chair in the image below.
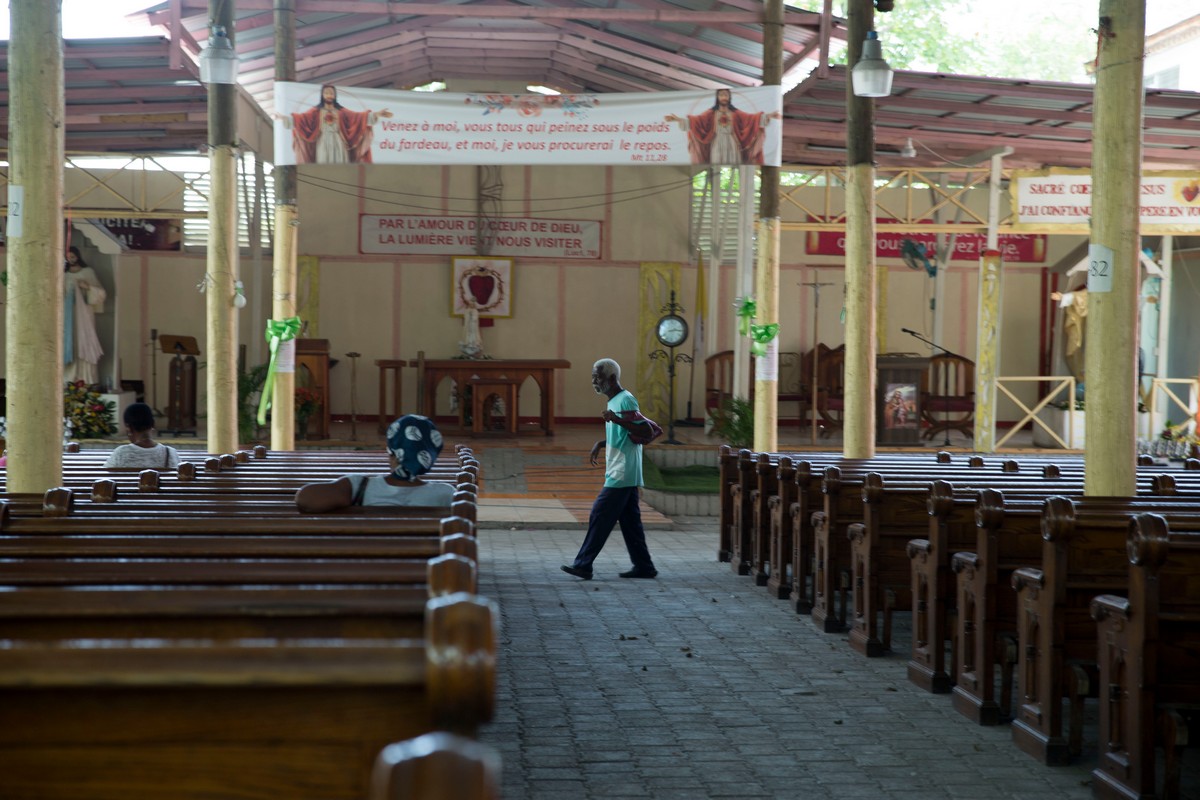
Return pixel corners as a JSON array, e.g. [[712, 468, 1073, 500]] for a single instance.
[[815, 346, 845, 437], [705, 350, 763, 425], [777, 348, 819, 426], [704, 350, 734, 421], [920, 353, 975, 441]]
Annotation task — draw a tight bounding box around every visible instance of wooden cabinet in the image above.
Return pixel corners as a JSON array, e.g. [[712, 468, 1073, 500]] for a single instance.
[[295, 339, 330, 440]]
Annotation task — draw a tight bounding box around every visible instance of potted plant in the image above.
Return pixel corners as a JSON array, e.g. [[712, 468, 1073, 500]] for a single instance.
[[295, 386, 322, 440], [709, 395, 754, 449]]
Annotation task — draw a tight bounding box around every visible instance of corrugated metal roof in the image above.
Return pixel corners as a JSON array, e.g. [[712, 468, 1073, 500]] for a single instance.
[[784, 66, 1200, 169], [2, 2, 1196, 170]]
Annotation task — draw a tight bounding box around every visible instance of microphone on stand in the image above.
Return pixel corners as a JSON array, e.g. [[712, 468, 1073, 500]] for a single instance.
[[901, 327, 919, 335]]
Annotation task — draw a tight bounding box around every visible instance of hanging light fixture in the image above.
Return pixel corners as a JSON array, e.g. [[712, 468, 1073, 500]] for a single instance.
[[233, 280, 247, 309], [199, 23, 238, 85], [900, 137, 917, 158], [851, 31, 894, 98]]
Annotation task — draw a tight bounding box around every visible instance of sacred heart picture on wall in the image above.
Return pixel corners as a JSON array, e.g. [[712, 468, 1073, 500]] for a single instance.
[[451, 257, 513, 318]]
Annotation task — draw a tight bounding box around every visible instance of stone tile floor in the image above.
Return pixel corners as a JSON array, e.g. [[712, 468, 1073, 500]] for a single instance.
[[476, 518, 1128, 800]]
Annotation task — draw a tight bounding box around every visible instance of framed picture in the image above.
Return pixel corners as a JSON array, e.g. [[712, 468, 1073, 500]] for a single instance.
[[451, 257, 513, 319], [883, 382, 918, 430]]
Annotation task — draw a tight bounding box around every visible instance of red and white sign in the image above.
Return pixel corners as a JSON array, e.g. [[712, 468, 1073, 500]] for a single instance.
[[360, 214, 602, 259], [804, 218, 1047, 263], [1013, 171, 1200, 229]]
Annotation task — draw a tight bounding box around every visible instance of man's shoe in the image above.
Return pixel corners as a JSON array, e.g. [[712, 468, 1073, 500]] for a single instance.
[[619, 568, 658, 579], [561, 565, 593, 580]]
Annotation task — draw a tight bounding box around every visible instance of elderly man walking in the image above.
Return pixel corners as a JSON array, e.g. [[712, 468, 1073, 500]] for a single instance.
[[561, 358, 659, 580]]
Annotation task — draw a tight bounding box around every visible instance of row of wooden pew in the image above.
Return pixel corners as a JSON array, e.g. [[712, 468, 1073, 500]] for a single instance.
[[0, 445, 501, 800], [718, 446, 1200, 800]]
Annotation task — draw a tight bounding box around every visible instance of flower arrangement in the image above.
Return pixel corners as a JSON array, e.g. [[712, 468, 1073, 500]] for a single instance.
[[63, 381, 116, 439], [1160, 420, 1199, 445], [295, 387, 322, 421]]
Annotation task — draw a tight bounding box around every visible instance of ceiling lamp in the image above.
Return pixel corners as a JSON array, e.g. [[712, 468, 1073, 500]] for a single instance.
[[851, 31, 893, 98], [199, 24, 238, 85], [900, 137, 916, 158]]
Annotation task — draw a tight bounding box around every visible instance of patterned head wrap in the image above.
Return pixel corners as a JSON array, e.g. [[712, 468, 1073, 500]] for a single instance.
[[385, 414, 444, 480]]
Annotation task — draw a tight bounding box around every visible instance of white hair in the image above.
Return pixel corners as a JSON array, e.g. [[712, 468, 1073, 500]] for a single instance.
[[593, 358, 620, 381]]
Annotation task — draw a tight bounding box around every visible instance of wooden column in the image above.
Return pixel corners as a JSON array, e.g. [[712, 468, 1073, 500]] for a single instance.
[[5, 0, 64, 492], [973, 151, 1008, 452], [1085, 1, 1144, 496], [205, 0, 239, 453], [973, 250, 1002, 452], [271, 0, 298, 451], [752, 0, 783, 453], [843, 0, 876, 458]]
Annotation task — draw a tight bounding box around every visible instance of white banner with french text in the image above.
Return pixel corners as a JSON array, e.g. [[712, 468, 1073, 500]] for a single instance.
[[1012, 170, 1200, 230], [360, 214, 602, 259], [275, 82, 783, 167]]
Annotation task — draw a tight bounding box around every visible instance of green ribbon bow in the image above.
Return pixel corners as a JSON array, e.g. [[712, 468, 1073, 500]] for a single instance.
[[749, 323, 780, 357], [257, 316, 303, 426], [736, 297, 757, 337]]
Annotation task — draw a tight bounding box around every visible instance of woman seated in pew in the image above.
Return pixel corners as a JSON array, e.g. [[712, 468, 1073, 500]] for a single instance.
[[103, 402, 181, 470], [295, 414, 456, 512]]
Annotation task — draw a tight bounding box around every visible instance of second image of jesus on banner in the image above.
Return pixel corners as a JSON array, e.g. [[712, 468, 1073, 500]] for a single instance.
[[664, 88, 781, 166]]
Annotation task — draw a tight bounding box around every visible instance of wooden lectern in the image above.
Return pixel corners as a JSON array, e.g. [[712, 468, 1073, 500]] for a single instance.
[[295, 339, 331, 440], [877, 354, 929, 445], [159, 334, 199, 436]]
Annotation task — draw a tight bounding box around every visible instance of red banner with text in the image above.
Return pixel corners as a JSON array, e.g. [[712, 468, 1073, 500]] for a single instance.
[[804, 218, 1047, 263]]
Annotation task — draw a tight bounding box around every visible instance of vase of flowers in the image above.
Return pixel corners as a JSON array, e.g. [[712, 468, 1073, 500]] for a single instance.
[[63, 381, 117, 439], [295, 387, 322, 440]]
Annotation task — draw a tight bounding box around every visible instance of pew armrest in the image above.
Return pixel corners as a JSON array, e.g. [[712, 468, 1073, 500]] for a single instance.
[[1011, 567, 1044, 593], [951, 552, 977, 574], [907, 538, 932, 559]]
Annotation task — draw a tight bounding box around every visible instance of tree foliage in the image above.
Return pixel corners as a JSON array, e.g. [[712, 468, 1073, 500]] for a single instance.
[[788, 0, 1094, 84]]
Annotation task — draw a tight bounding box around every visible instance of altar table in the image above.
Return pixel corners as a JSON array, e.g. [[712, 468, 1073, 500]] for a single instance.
[[410, 358, 570, 436]]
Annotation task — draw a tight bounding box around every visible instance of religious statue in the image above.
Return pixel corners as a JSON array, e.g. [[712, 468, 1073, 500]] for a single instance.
[[459, 303, 484, 359], [64, 246, 107, 385], [1051, 287, 1087, 390]]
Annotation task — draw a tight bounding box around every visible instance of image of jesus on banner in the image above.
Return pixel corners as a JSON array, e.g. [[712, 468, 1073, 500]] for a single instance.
[[664, 88, 781, 166], [278, 84, 392, 164]]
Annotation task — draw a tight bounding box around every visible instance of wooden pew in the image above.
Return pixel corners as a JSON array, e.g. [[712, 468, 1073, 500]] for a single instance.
[[908, 480, 994, 692], [1091, 513, 1200, 800], [910, 471, 1188, 688], [1011, 497, 1200, 765], [813, 465, 1090, 635], [371, 732, 500, 800], [0, 592, 496, 800], [784, 453, 1126, 616], [749, 449, 1193, 591], [951, 492, 1200, 729], [17, 487, 478, 524], [861, 473, 1086, 674]]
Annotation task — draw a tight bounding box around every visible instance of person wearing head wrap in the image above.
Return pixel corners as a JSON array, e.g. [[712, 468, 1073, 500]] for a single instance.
[[295, 414, 457, 512]]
